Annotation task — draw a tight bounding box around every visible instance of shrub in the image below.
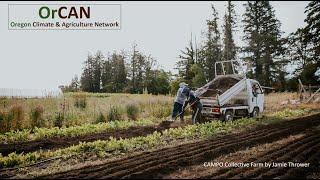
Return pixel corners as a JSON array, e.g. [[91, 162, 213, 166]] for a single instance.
[[107, 106, 122, 122], [0, 106, 24, 132], [73, 93, 87, 109], [30, 106, 45, 129], [96, 112, 106, 123], [9, 105, 24, 131], [126, 104, 139, 120]]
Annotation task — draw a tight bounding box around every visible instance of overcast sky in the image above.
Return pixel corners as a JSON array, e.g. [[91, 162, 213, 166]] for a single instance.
[[0, 1, 309, 89]]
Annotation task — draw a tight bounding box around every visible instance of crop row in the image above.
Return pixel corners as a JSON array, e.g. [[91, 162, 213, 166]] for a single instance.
[[0, 118, 156, 144]]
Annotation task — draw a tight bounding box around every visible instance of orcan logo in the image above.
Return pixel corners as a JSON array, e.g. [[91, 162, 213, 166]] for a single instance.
[[38, 6, 90, 19]]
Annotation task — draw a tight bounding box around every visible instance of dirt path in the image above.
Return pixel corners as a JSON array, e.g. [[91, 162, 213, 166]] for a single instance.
[[0, 122, 183, 156], [37, 113, 320, 179]]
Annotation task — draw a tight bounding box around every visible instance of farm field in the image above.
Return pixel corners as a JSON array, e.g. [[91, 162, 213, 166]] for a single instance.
[[2, 1, 320, 179], [0, 92, 319, 179], [38, 114, 320, 179]]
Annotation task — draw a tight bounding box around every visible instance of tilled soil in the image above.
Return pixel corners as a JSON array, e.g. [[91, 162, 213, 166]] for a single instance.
[[175, 131, 320, 179], [36, 113, 320, 179], [0, 122, 182, 156]]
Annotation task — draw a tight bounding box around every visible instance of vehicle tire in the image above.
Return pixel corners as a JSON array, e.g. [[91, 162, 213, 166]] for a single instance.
[[251, 107, 259, 118], [224, 110, 234, 122]]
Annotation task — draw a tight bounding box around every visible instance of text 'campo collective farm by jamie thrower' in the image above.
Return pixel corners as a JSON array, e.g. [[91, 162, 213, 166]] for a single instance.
[[8, 4, 121, 30]]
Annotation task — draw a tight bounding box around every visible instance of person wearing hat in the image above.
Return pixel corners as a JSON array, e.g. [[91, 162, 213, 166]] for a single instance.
[[170, 82, 188, 122]]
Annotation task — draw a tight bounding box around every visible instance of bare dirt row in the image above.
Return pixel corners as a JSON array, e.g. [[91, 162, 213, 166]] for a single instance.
[[37, 113, 320, 179]]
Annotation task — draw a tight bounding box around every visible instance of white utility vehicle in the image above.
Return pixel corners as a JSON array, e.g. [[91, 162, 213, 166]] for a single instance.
[[195, 60, 265, 121]]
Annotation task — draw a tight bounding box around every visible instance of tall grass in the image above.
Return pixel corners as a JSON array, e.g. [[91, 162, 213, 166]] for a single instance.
[[0, 97, 9, 108], [73, 93, 87, 109], [126, 103, 139, 120], [11, 105, 24, 130], [264, 92, 320, 115], [29, 106, 45, 130], [54, 112, 64, 128], [149, 101, 172, 118], [0, 105, 25, 132], [107, 106, 122, 121], [0, 110, 8, 133], [264, 92, 297, 113], [96, 112, 106, 123], [0, 93, 173, 133], [1, 92, 317, 133]]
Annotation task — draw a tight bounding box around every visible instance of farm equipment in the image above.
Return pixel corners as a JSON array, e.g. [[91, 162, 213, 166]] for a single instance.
[[195, 60, 265, 121]]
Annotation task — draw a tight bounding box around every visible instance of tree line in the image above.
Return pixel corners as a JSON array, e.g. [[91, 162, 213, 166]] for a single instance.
[[175, 1, 320, 92], [63, 44, 171, 94], [64, 1, 320, 94]]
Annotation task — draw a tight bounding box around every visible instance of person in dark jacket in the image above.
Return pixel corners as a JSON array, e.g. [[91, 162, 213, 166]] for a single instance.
[[181, 87, 203, 124]]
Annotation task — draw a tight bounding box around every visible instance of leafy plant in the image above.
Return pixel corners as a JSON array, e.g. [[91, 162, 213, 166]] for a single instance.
[[271, 108, 310, 118]]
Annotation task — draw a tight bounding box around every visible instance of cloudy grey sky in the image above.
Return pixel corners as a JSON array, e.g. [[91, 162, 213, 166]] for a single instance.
[[0, 1, 309, 89]]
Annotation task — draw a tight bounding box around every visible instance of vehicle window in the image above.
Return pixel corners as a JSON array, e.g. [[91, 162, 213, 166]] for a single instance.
[[252, 83, 262, 94]]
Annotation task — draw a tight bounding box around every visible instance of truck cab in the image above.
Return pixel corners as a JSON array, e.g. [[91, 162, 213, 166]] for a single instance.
[[248, 79, 264, 116]]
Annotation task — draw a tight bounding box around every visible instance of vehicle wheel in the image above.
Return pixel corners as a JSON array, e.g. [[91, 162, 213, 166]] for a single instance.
[[224, 110, 234, 122], [252, 107, 259, 118]]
